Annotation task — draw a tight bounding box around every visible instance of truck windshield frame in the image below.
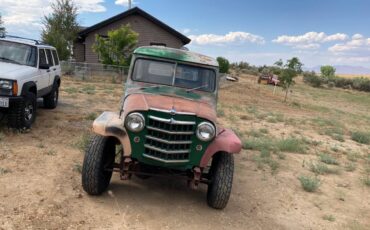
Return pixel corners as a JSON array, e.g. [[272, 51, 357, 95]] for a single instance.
[[131, 58, 217, 93]]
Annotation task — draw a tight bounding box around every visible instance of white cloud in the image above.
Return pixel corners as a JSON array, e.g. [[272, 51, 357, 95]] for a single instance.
[[115, 0, 137, 7], [328, 34, 370, 53], [0, 0, 106, 37], [188, 32, 265, 45], [273, 32, 348, 50]]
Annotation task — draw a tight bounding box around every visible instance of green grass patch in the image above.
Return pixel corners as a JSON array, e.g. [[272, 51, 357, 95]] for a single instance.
[[298, 175, 320, 192], [276, 138, 306, 153], [319, 153, 339, 165], [64, 87, 78, 94], [351, 131, 370, 144]]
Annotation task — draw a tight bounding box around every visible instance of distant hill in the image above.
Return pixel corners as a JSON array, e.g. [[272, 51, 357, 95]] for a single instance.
[[305, 65, 370, 75]]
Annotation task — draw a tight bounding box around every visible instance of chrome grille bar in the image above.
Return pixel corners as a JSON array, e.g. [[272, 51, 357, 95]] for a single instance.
[[145, 135, 192, 144], [144, 144, 190, 154], [148, 115, 195, 125], [147, 126, 194, 135]]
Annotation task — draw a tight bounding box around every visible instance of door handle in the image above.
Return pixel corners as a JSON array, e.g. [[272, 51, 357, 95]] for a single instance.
[[53, 68, 56, 71], [47, 70, 51, 73]]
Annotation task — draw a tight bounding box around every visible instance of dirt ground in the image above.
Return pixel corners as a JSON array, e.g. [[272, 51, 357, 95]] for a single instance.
[[0, 75, 369, 230]]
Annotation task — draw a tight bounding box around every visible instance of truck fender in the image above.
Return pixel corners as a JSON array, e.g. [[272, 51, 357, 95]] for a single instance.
[[92, 112, 131, 155], [199, 129, 242, 168], [54, 75, 61, 87], [21, 81, 37, 96]]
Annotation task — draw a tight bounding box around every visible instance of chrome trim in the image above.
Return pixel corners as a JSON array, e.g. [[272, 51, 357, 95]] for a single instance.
[[143, 154, 190, 163], [146, 135, 192, 144], [149, 115, 195, 125], [144, 144, 190, 154], [147, 126, 194, 135], [149, 108, 196, 116]]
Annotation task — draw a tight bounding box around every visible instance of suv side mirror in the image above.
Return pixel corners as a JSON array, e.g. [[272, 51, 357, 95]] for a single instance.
[[39, 63, 50, 70]]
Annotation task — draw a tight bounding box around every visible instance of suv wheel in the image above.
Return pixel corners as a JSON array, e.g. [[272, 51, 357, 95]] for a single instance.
[[207, 152, 234, 209], [82, 135, 116, 195], [8, 92, 37, 129], [43, 84, 59, 109]]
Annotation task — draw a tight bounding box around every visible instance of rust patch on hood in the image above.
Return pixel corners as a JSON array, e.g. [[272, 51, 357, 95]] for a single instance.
[[123, 94, 217, 122]]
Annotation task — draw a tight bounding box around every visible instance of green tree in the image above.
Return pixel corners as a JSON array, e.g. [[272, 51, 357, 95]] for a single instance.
[[320, 65, 336, 79], [93, 25, 138, 66], [0, 14, 5, 36], [278, 57, 303, 102], [216, 57, 230, 73], [42, 0, 79, 61]]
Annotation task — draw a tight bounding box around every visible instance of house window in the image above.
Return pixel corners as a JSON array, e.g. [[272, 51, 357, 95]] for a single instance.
[[150, 42, 166, 47]]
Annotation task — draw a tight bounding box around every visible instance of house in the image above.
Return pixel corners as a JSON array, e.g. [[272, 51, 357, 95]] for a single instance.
[[73, 7, 191, 63]]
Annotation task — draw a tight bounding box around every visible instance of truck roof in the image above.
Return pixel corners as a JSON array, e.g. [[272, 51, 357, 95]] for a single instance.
[[134, 46, 219, 67]]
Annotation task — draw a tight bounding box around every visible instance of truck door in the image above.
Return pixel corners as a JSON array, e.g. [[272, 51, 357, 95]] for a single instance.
[[37, 49, 51, 95]]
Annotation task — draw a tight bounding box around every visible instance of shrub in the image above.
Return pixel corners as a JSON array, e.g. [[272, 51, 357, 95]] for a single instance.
[[351, 131, 370, 144], [319, 153, 339, 165], [309, 162, 339, 175], [320, 65, 336, 79], [303, 71, 325, 87], [298, 175, 320, 192], [276, 138, 305, 153], [217, 57, 230, 73]]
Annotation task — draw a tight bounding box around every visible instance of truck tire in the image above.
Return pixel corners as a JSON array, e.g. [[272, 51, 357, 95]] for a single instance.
[[82, 135, 116, 195], [8, 92, 37, 129], [43, 84, 59, 109], [207, 152, 234, 209]]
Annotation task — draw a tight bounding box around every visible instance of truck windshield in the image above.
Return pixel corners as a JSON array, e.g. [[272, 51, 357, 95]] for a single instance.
[[0, 40, 37, 67], [132, 59, 216, 92]]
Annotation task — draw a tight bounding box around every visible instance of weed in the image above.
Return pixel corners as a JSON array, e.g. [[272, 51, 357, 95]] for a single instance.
[[322, 214, 335, 222], [347, 152, 360, 162], [74, 133, 92, 152], [276, 138, 306, 153], [73, 163, 82, 174], [247, 129, 264, 138], [45, 150, 56, 156], [85, 112, 97, 121], [351, 131, 370, 144], [259, 128, 269, 134], [298, 175, 320, 192], [344, 162, 356, 172], [309, 161, 340, 175], [64, 87, 78, 94], [81, 85, 96, 95], [319, 153, 339, 165], [217, 108, 225, 117], [0, 168, 11, 175], [37, 143, 45, 148], [242, 137, 274, 151]]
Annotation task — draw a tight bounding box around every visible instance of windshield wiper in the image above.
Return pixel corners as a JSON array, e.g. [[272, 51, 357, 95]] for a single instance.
[[0, 57, 21, 65], [186, 84, 209, 93]]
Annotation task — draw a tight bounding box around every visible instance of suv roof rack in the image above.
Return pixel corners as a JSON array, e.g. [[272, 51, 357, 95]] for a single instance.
[[0, 35, 46, 45]]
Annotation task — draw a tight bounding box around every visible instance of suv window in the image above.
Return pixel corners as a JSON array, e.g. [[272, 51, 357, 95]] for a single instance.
[[46, 49, 54, 66], [52, 50, 59, 65], [39, 49, 47, 67], [0, 40, 37, 67]]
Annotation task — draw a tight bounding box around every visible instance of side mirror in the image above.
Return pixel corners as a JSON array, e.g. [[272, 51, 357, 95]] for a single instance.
[[39, 64, 50, 70]]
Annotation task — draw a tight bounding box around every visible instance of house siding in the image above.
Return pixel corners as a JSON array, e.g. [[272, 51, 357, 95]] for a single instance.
[[73, 42, 85, 62], [75, 14, 185, 64]]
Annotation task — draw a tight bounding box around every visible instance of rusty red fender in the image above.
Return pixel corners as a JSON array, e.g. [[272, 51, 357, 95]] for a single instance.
[[200, 128, 242, 168]]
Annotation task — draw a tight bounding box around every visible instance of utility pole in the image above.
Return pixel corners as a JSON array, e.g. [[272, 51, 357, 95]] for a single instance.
[[128, 0, 132, 9]]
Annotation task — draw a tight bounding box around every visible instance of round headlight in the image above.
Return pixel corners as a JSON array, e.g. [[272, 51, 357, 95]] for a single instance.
[[196, 122, 216, 141], [125, 113, 145, 132]]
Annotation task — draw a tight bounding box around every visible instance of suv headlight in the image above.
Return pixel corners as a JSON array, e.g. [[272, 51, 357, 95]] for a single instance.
[[196, 122, 216, 141], [0, 80, 13, 90], [125, 113, 145, 132]]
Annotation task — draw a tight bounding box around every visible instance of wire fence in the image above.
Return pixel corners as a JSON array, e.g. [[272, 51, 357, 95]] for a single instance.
[[61, 61, 130, 84]]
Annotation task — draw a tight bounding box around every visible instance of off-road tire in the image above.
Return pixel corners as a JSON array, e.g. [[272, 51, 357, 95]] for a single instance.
[[8, 92, 37, 129], [207, 152, 234, 209], [82, 135, 116, 195], [43, 83, 59, 109]]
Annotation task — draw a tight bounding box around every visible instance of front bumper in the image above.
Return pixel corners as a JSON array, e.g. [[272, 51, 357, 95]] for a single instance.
[[0, 95, 23, 112]]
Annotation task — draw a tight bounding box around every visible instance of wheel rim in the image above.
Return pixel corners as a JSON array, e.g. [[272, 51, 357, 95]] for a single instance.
[[54, 89, 59, 104], [24, 104, 34, 121]]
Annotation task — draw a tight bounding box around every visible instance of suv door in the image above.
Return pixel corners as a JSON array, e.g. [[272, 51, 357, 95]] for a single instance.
[[37, 49, 51, 95], [51, 49, 61, 81], [45, 49, 55, 86]]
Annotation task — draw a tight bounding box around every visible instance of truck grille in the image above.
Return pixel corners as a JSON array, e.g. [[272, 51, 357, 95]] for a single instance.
[[143, 115, 195, 163]]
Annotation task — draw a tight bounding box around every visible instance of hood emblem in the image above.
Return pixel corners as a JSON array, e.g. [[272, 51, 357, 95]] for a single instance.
[[170, 107, 176, 115]]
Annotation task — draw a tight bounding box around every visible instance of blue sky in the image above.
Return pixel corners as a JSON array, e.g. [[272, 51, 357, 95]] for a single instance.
[[1, 0, 370, 67]]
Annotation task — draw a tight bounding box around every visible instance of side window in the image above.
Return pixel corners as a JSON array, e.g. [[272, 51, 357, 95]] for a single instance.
[[46, 49, 54, 66], [39, 49, 47, 66], [52, 50, 59, 65]]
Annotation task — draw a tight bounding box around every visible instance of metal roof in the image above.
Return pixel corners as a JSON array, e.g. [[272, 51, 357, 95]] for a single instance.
[[134, 46, 219, 67]]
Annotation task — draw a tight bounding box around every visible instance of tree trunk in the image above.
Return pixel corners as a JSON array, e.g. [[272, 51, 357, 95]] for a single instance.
[[284, 86, 289, 102]]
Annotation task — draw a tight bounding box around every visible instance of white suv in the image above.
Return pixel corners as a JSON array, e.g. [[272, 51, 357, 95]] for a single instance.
[[0, 35, 61, 129]]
